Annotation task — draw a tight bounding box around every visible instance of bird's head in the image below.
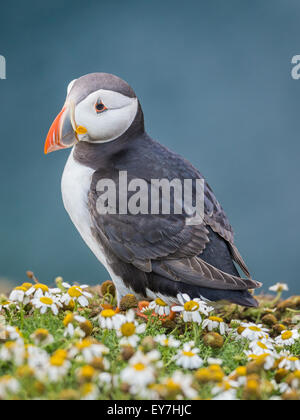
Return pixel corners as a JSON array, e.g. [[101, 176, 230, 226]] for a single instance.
[[44, 73, 141, 154]]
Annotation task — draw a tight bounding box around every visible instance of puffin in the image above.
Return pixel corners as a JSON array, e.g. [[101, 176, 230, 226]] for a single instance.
[[44, 72, 261, 307]]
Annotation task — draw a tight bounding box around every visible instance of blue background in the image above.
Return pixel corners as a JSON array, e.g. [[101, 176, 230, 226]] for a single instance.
[[0, 0, 299, 295]]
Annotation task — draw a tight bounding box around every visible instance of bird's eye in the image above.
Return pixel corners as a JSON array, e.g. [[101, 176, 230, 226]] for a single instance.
[[95, 100, 107, 114]]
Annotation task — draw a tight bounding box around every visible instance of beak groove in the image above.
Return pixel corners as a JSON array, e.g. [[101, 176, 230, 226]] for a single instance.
[[44, 106, 68, 154], [44, 104, 77, 154]]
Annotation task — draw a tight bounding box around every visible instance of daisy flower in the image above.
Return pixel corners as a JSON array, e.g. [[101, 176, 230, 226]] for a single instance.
[[239, 323, 270, 341], [98, 309, 124, 330], [213, 389, 237, 401], [275, 330, 300, 346], [202, 316, 228, 335], [2, 326, 23, 341], [30, 329, 54, 346], [120, 351, 156, 391], [245, 353, 276, 370], [61, 283, 92, 308], [161, 371, 197, 399], [228, 366, 247, 385], [0, 300, 14, 312], [154, 334, 181, 348], [172, 294, 212, 323], [80, 383, 99, 400], [0, 340, 25, 366], [149, 298, 171, 316], [286, 371, 300, 389], [212, 379, 239, 398], [9, 286, 30, 305], [269, 283, 289, 293], [77, 365, 96, 383], [26, 346, 50, 375], [278, 356, 300, 371], [25, 283, 50, 299], [47, 349, 71, 383], [63, 314, 92, 338], [70, 338, 109, 364], [248, 339, 275, 356], [98, 372, 113, 386], [32, 294, 62, 315], [174, 343, 203, 369], [0, 376, 20, 399], [64, 320, 86, 339], [64, 322, 81, 339], [117, 311, 146, 348]]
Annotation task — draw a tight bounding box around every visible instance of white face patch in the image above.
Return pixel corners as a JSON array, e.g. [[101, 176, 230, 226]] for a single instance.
[[73, 89, 138, 143]]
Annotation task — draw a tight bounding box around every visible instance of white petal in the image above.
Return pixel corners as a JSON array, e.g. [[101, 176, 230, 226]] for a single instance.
[[40, 305, 47, 314], [172, 306, 183, 312]]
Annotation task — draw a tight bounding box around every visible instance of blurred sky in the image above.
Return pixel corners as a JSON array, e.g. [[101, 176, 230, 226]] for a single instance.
[[0, 0, 299, 295]]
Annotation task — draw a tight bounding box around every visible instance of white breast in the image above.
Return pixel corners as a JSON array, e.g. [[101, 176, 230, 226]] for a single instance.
[[61, 149, 108, 267], [61, 149, 135, 301]]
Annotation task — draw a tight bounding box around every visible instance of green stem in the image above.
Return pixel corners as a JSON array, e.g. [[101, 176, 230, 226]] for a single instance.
[[20, 304, 24, 329]]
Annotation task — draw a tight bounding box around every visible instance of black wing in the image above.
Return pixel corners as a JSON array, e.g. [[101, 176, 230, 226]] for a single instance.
[[88, 168, 260, 291]]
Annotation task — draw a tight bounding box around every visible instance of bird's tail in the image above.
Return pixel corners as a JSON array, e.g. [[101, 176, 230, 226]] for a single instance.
[[197, 287, 259, 308]]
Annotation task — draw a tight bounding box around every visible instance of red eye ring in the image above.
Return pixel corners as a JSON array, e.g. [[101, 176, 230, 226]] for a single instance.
[[95, 100, 107, 114]]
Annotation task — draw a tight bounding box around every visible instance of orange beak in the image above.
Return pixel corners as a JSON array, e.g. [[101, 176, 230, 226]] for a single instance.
[[44, 105, 77, 154]]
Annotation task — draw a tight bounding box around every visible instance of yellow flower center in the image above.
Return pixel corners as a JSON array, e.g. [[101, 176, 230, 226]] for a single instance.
[[34, 284, 49, 292], [223, 381, 232, 390], [155, 298, 167, 307], [183, 301, 199, 312], [21, 283, 33, 290], [81, 383, 93, 396], [50, 356, 65, 366], [34, 329, 49, 339], [68, 286, 83, 298], [210, 365, 222, 372], [63, 313, 74, 326], [133, 363, 146, 371], [15, 286, 26, 292], [40, 297, 53, 305], [1, 301, 10, 306], [294, 370, 300, 379], [247, 379, 259, 391], [237, 326, 246, 335], [257, 342, 268, 350], [17, 365, 34, 377], [76, 339, 92, 350], [50, 349, 67, 366], [163, 339, 169, 346], [287, 357, 298, 362], [249, 326, 262, 332], [182, 351, 195, 357], [55, 349, 68, 358], [236, 366, 247, 376], [120, 322, 136, 337], [4, 341, 16, 349], [195, 368, 211, 382], [247, 354, 259, 360], [165, 379, 180, 392], [209, 316, 224, 323], [100, 309, 116, 318], [80, 365, 95, 378], [282, 331, 293, 340]]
